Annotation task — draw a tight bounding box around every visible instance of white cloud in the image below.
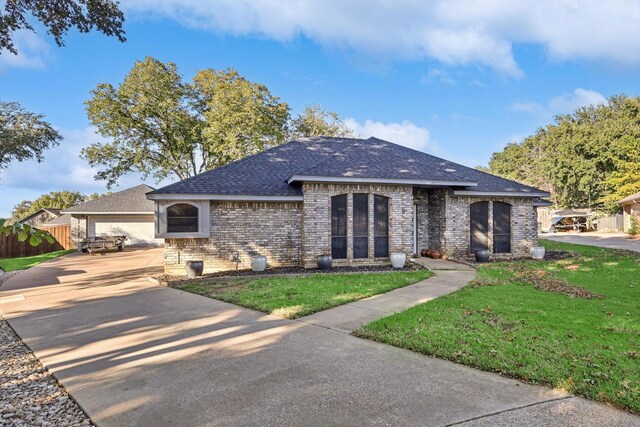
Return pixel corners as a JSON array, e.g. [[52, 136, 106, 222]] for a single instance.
[[548, 88, 607, 113], [345, 118, 439, 154], [510, 101, 545, 114], [0, 127, 170, 217], [511, 88, 607, 116], [0, 30, 49, 69], [421, 68, 457, 85], [125, 0, 640, 76]]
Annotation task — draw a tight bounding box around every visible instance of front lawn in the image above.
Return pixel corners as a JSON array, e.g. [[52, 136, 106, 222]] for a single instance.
[[355, 241, 640, 414], [173, 270, 432, 319], [0, 249, 74, 272]]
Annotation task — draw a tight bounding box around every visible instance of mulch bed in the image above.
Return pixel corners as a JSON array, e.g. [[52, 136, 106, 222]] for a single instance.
[[155, 263, 425, 285], [468, 249, 577, 265]]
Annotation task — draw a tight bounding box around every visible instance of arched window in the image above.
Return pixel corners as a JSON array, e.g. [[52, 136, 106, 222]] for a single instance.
[[331, 195, 347, 259], [374, 195, 389, 257], [470, 201, 489, 253], [167, 203, 199, 233], [493, 202, 511, 253]]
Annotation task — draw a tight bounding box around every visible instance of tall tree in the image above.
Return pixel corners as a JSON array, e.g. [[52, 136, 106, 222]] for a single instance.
[[84, 57, 205, 186], [84, 58, 290, 186], [0, 0, 125, 55], [193, 68, 290, 169], [289, 104, 357, 139], [10, 190, 86, 223], [485, 95, 640, 212], [0, 101, 62, 173]]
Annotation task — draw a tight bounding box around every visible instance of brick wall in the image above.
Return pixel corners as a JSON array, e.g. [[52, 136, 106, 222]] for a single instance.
[[164, 201, 302, 274], [301, 183, 414, 268], [427, 189, 447, 252], [414, 189, 429, 252], [444, 195, 537, 259]]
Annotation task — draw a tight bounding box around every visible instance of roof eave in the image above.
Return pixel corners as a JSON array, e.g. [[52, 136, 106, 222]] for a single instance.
[[453, 190, 551, 198], [533, 199, 554, 207], [146, 194, 304, 202], [286, 175, 478, 187], [618, 198, 640, 205], [60, 211, 155, 215]]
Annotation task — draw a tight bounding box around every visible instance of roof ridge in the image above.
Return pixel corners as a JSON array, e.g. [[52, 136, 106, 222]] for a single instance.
[[294, 137, 472, 184]]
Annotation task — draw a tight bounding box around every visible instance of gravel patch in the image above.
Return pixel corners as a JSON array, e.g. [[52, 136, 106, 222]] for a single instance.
[[0, 270, 23, 287], [0, 317, 93, 427]]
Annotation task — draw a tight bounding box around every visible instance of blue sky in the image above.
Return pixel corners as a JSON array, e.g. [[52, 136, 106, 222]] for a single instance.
[[1, 0, 639, 217]]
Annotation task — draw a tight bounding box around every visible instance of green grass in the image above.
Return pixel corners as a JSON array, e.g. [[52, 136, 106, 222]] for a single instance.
[[355, 241, 640, 414], [173, 270, 432, 319], [0, 249, 75, 272]]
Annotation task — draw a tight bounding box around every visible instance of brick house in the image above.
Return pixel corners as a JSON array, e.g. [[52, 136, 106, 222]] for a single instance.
[[18, 208, 62, 228], [63, 185, 164, 247], [147, 137, 550, 274], [618, 190, 640, 232]]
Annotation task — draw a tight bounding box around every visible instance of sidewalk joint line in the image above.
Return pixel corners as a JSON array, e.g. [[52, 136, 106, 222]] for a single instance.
[[444, 395, 575, 426]]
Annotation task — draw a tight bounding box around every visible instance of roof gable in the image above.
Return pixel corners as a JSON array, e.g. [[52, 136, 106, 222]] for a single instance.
[[63, 184, 155, 214], [19, 208, 61, 224]]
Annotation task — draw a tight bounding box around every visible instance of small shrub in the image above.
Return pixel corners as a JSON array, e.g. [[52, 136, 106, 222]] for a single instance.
[[628, 216, 639, 236]]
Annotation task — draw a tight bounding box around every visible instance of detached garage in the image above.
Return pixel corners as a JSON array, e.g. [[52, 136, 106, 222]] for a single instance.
[[63, 184, 163, 247]]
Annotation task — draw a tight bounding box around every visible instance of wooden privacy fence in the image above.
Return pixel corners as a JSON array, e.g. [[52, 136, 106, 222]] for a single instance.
[[41, 224, 72, 250], [0, 231, 65, 259], [595, 214, 624, 231]]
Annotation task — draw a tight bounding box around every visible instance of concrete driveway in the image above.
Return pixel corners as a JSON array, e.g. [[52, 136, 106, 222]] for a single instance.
[[541, 232, 640, 252], [1, 249, 637, 426]]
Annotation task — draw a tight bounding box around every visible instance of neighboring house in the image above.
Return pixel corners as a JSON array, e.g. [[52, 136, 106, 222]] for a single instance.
[[18, 208, 62, 228], [63, 185, 163, 246], [618, 190, 640, 232], [147, 137, 549, 275]]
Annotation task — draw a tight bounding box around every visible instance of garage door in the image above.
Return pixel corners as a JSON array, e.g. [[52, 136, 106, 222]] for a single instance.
[[88, 215, 163, 246]]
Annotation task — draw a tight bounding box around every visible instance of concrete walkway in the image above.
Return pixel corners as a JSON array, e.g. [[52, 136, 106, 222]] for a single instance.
[[541, 232, 640, 252], [299, 258, 476, 333], [1, 250, 637, 426]]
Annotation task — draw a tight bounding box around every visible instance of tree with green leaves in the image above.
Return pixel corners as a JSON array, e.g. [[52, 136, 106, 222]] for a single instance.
[[84, 58, 290, 186], [193, 68, 290, 169], [84, 57, 204, 186], [9, 190, 86, 223], [0, 101, 62, 173], [289, 104, 356, 139], [485, 95, 640, 213], [0, 0, 125, 55], [0, 220, 55, 246]]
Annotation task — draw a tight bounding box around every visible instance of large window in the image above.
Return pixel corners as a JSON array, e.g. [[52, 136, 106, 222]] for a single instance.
[[493, 202, 511, 253], [470, 201, 489, 253], [167, 203, 199, 233], [331, 195, 347, 259], [353, 193, 369, 258], [374, 195, 389, 257]]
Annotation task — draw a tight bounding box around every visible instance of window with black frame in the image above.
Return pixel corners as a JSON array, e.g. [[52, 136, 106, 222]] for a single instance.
[[493, 202, 511, 253], [374, 195, 389, 257], [353, 193, 369, 258], [167, 203, 199, 233], [470, 201, 489, 253], [331, 194, 347, 259]]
